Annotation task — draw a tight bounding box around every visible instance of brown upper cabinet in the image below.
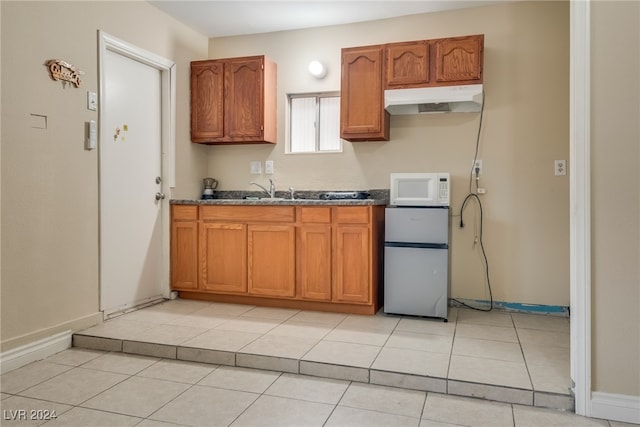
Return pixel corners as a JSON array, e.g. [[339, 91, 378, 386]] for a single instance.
[[433, 35, 483, 84], [385, 41, 430, 88], [384, 34, 483, 89], [340, 35, 483, 141], [190, 55, 277, 144], [340, 45, 390, 142]]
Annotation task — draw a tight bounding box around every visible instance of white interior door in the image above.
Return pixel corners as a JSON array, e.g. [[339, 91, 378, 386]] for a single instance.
[[100, 42, 165, 315]]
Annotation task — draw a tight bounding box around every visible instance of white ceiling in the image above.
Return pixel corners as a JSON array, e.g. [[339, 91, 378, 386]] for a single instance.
[[148, 1, 502, 38]]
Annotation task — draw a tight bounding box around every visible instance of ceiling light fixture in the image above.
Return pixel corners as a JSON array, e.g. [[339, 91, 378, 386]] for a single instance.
[[308, 60, 327, 79]]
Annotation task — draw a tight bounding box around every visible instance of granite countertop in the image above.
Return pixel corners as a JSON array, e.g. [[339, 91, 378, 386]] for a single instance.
[[171, 189, 389, 206]]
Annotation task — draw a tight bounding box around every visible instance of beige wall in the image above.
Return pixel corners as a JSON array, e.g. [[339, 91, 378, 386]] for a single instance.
[[591, 1, 640, 396], [0, 1, 208, 350], [205, 1, 571, 307], [1, 0, 638, 404]]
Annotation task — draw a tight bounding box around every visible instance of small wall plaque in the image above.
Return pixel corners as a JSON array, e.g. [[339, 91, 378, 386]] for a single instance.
[[45, 59, 84, 87]]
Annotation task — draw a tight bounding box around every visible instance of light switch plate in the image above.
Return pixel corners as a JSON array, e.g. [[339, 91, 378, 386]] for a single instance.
[[250, 161, 262, 175], [87, 91, 98, 111]]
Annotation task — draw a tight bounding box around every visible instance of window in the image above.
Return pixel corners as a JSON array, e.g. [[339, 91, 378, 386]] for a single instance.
[[288, 92, 341, 153]]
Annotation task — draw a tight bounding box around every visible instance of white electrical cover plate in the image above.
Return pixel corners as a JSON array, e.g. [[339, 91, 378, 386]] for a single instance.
[[554, 160, 567, 176], [87, 91, 98, 111], [250, 161, 262, 174], [86, 120, 97, 150], [265, 160, 274, 174]]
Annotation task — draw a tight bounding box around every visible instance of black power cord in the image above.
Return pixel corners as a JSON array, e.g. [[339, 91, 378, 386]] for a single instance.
[[452, 91, 494, 312], [454, 191, 493, 312]]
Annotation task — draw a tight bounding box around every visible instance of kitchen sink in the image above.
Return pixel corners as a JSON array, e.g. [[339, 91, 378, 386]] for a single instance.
[[205, 197, 292, 203]]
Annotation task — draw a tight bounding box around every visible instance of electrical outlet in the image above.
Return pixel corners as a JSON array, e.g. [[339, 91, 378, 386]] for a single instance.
[[265, 160, 274, 175], [250, 161, 262, 175], [554, 160, 567, 176], [472, 159, 483, 175]]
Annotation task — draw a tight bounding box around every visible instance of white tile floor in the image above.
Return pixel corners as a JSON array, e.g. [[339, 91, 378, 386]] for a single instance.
[[0, 350, 632, 426], [72, 300, 572, 404], [2, 299, 629, 426]]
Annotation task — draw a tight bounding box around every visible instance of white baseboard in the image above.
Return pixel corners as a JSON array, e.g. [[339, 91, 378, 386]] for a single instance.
[[591, 391, 640, 424], [0, 331, 72, 374]]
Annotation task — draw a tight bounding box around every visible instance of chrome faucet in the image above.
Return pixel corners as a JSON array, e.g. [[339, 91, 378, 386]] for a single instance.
[[250, 178, 275, 198], [288, 187, 295, 200]]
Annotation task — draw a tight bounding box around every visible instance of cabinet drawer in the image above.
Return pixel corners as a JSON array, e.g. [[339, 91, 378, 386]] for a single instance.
[[334, 206, 370, 224], [172, 205, 198, 221], [298, 207, 331, 224], [201, 205, 295, 222]]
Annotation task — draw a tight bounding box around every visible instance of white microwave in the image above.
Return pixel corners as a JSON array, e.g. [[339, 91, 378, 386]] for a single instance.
[[390, 173, 450, 206]]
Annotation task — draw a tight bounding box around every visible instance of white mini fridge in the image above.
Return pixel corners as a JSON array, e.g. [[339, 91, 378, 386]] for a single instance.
[[384, 206, 449, 320]]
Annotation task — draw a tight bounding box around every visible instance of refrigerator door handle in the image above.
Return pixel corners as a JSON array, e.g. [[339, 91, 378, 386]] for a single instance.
[[384, 241, 448, 250]]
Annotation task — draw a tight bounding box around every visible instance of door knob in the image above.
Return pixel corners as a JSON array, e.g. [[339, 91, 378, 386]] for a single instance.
[[155, 192, 165, 201]]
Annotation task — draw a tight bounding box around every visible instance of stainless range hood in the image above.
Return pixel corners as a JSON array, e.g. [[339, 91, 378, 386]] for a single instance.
[[384, 84, 483, 114]]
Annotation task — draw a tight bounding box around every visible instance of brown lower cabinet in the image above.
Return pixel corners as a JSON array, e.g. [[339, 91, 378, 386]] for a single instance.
[[170, 205, 199, 290], [170, 204, 384, 315], [297, 206, 333, 301], [247, 224, 296, 298], [200, 222, 247, 293]]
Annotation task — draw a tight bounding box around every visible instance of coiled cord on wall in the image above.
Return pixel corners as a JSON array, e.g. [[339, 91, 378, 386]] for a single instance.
[[455, 192, 493, 311], [452, 91, 494, 312]]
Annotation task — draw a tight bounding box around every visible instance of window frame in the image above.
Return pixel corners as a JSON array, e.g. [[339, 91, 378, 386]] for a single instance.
[[286, 91, 342, 154]]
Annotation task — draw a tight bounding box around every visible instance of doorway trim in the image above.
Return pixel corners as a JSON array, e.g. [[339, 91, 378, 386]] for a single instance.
[[97, 31, 177, 311], [569, 0, 591, 417]]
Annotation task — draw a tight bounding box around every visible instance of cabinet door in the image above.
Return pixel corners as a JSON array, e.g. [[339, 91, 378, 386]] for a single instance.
[[333, 225, 371, 304], [226, 57, 264, 140], [297, 225, 332, 301], [190, 60, 224, 141], [200, 222, 247, 293], [340, 46, 389, 141], [433, 35, 483, 84], [385, 42, 429, 88], [248, 225, 296, 297], [171, 206, 198, 290]]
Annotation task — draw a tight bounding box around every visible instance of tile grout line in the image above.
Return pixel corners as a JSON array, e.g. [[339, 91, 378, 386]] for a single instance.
[[512, 311, 536, 406], [72, 366, 133, 413], [142, 374, 197, 423], [445, 308, 459, 395], [419, 389, 430, 422], [183, 365, 281, 427], [367, 314, 402, 377], [320, 378, 354, 426], [287, 311, 350, 367], [509, 311, 520, 426]]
